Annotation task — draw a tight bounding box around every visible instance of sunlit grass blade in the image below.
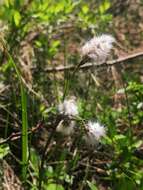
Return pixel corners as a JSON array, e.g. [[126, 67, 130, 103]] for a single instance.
[[5, 48, 29, 182], [21, 84, 28, 181]]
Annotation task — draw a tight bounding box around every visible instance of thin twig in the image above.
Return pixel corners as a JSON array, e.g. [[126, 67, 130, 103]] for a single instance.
[[45, 51, 143, 72], [0, 121, 43, 145]]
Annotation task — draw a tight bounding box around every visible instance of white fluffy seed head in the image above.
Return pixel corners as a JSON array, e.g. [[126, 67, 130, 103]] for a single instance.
[[56, 120, 76, 136], [84, 121, 106, 146], [81, 34, 115, 64], [58, 98, 78, 117]]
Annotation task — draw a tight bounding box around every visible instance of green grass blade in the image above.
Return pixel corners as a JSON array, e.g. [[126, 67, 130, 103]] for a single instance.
[[21, 85, 28, 181], [7, 51, 29, 182]]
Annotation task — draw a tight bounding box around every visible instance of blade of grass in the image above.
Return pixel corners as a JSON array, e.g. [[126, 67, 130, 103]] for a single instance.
[[9, 56, 28, 181], [9, 55, 28, 181], [0, 37, 29, 182], [21, 84, 28, 181]]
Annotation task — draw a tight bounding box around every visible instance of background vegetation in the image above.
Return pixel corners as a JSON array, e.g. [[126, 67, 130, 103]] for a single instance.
[[0, 0, 143, 189]]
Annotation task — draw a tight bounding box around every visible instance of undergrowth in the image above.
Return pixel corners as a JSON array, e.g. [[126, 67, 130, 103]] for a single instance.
[[0, 1, 143, 190]]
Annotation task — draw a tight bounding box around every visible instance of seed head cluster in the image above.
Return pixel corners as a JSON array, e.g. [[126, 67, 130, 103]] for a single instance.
[[56, 34, 115, 144], [56, 120, 76, 136], [58, 98, 79, 117], [57, 98, 106, 146], [84, 121, 106, 146], [57, 98, 78, 136], [81, 34, 115, 64]]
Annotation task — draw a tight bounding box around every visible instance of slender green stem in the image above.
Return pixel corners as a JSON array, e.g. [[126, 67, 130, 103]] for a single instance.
[[21, 85, 28, 181], [2, 39, 29, 182]]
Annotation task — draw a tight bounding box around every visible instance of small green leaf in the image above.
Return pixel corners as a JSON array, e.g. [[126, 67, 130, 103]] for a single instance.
[[45, 183, 64, 190], [87, 181, 98, 190], [99, 1, 110, 14], [0, 144, 10, 159], [30, 148, 40, 172], [13, 10, 21, 26], [82, 5, 89, 14], [5, 0, 10, 7]]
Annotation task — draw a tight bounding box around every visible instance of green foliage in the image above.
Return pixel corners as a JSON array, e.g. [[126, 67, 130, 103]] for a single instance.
[[8, 50, 29, 181], [44, 183, 64, 190], [0, 144, 10, 159], [127, 82, 143, 125], [87, 180, 98, 190], [0, 0, 143, 190]]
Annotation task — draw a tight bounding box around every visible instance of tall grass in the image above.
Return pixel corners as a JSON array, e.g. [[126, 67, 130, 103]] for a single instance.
[[1, 38, 29, 182], [21, 84, 28, 181], [9, 58, 28, 182]]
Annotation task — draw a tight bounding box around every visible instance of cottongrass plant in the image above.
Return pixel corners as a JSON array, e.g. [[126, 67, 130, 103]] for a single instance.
[[84, 121, 106, 146], [57, 98, 107, 145], [56, 120, 76, 136], [57, 97, 79, 135], [39, 34, 115, 188], [58, 97, 79, 117], [57, 35, 115, 140], [81, 34, 115, 64], [64, 34, 115, 99]]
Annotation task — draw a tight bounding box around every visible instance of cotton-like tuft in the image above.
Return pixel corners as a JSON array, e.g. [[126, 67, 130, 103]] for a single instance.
[[84, 121, 106, 146], [81, 34, 115, 64], [56, 120, 76, 136], [58, 98, 78, 117]]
